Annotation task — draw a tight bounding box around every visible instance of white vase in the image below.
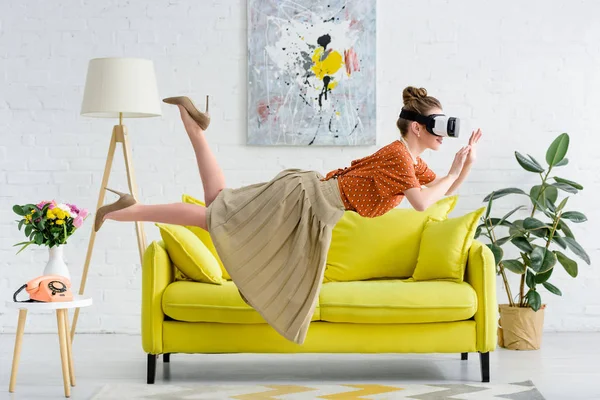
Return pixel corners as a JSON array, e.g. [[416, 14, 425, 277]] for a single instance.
[[43, 246, 70, 280]]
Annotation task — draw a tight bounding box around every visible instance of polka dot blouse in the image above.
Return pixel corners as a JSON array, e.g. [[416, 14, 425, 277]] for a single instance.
[[321, 140, 437, 218]]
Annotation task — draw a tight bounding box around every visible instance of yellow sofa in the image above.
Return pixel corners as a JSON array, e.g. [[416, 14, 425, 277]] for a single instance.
[[142, 201, 498, 384]]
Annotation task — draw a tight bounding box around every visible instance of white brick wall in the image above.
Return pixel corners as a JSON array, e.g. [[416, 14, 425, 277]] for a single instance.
[[0, 0, 598, 333]]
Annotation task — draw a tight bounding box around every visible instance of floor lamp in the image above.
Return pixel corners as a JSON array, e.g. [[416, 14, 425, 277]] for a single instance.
[[70, 58, 162, 340]]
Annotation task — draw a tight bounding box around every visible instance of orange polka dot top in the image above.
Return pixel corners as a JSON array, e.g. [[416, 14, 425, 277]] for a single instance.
[[321, 139, 437, 218]]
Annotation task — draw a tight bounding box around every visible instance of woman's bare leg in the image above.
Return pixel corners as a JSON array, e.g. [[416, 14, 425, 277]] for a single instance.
[[105, 203, 207, 231], [177, 104, 226, 206]]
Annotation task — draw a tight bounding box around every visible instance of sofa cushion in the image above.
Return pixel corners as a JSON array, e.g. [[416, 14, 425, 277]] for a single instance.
[[162, 281, 320, 324], [181, 194, 231, 280], [319, 280, 477, 324], [325, 196, 457, 282], [412, 207, 485, 283]]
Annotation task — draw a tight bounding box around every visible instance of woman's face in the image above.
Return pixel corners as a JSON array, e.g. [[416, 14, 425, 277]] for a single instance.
[[418, 107, 444, 151]]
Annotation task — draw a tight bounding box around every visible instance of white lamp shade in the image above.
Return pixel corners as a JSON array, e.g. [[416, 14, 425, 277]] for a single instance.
[[81, 57, 161, 118]]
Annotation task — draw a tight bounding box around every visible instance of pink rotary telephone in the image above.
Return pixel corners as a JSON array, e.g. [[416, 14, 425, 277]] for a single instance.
[[13, 275, 73, 303]]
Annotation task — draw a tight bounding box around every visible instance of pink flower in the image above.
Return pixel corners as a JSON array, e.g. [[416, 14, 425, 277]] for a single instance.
[[79, 208, 89, 219], [36, 200, 51, 210], [73, 216, 84, 228]]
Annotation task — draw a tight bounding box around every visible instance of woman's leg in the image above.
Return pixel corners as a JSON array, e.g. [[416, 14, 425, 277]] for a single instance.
[[177, 104, 226, 206], [105, 203, 207, 231]]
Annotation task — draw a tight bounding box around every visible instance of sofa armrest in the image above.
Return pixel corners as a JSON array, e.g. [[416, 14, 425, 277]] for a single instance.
[[465, 240, 498, 352], [142, 241, 174, 354]]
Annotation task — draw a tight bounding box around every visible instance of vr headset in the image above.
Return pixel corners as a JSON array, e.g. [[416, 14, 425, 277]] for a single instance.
[[399, 109, 460, 138]]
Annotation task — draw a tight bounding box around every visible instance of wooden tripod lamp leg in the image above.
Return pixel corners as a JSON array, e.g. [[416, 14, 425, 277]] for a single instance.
[[70, 124, 148, 342]]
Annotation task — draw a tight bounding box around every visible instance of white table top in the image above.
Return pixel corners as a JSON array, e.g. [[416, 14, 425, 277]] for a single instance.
[[6, 295, 93, 310]]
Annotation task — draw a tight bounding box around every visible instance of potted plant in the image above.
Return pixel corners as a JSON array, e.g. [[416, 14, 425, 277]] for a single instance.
[[13, 200, 89, 279], [476, 133, 590, 350]]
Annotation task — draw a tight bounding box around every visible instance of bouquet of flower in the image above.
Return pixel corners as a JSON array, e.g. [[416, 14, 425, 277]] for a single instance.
[[13, 200, 89, 254]]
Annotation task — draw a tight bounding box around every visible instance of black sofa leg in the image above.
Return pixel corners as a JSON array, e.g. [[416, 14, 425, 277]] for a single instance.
[[147, 354, 157, 384], [461, 352, 468, 360], [164, 353, 170, 363], [479, 352, 490, 382]]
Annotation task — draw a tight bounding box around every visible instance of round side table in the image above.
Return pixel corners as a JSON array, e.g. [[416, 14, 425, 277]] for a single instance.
[[6, 296, 93, 398]]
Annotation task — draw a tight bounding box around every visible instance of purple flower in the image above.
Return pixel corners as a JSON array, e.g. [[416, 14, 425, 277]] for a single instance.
[[73, 216, 84, 228], [67, 203, 80, 214]]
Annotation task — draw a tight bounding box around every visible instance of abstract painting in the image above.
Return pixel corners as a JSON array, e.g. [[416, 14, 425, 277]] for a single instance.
[[248, 0, 376, 146]]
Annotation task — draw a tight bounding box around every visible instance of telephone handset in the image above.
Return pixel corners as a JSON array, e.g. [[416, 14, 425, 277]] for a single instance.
[[13, 275, 73, 303]]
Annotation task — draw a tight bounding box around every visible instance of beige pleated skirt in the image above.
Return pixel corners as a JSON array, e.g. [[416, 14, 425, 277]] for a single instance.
[[205, 168, 345, 345]]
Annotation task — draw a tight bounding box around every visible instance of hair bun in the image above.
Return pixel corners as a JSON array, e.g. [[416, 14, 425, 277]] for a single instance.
[[403, 86, 428, 105]]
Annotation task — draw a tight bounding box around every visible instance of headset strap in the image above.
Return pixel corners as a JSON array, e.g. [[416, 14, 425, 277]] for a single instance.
[[399, 109, 430, 125]]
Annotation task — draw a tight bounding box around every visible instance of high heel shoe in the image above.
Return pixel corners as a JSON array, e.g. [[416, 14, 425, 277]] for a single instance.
[[162, 95, 211, 131], [94, 188, 137, 232]]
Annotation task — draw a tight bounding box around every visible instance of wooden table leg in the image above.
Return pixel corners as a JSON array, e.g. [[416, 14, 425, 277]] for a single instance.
[[56, 310, 71, 397], [62, 310, 75, 387], [9, 309, 27, 393]]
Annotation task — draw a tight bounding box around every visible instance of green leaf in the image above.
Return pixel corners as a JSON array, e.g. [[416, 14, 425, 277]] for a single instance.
[[509, 220, 526, 237], [485, 195, 493, 220], [18, 220, 24, 230], [515, 151, 545, 173], [488, 218, 515, 228], [498, 206, 526, 227], [511, 236, 534, 252], [554, 177, 583, 190], [483, 188, 528, 202], [526, 269, 536, 289], [546, 133, 569, 167], [526, 290, 542, 311], [24, 224, 33, 237], [12, 205, 26, 216], [557, 197, 569, 212], [530, 185, 558, 210], [502, 259, 526, 274], [543, 282, 562, 296], [475, 224, 483, 239], [523, 217, 552, 238], [34, 232, 43, 245], [555, 251, 578, 277], [563, 237, 591, 265], [15, 242, 33, 255], [530, 246, 557, 273], [495, 236, 512, 246], [552, 182, 578, 194], [555, 158, 569, 167], [552, 235, 567, 249], [535, 267, 553, 283], [527, 154, 545, 171], [561, 211, 587, 223], [558, 220, 575, 239], [486, 244, 504, 266], [546, 198, 557, 213]]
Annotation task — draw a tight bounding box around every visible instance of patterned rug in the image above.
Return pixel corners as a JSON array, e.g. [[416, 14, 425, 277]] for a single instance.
[[92, 381, 545, 399]]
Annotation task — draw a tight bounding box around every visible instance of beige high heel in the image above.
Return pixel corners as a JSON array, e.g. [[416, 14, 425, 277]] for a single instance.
[[94, 188, 137, 232], [163, 95, 211, 131]]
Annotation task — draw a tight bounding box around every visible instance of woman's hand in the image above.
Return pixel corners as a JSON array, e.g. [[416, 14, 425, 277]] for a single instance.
[[448, 145, 471, 178], [466, 128, 482, 165]]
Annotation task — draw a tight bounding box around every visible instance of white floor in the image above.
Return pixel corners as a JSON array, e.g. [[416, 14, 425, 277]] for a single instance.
[[0, 333, 597, 400]]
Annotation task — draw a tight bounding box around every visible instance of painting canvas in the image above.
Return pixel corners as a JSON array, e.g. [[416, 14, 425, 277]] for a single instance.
[[248, 0, 376, 146]]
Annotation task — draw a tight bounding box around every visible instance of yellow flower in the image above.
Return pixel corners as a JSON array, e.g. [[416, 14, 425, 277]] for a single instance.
[[55, 209, 66, 220], [55, 220, 65, 225], [47, 210, 56, 220]]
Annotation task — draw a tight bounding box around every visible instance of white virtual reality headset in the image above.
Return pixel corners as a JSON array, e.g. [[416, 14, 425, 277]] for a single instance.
[[399, 109, 460, 138]]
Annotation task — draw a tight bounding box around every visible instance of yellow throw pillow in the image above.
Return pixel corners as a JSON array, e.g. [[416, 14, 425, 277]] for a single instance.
[[412, 207, 486, 283], [181, 194, 230, 280], [156, 223, 223, 285], [325, 196, 458, 282]]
